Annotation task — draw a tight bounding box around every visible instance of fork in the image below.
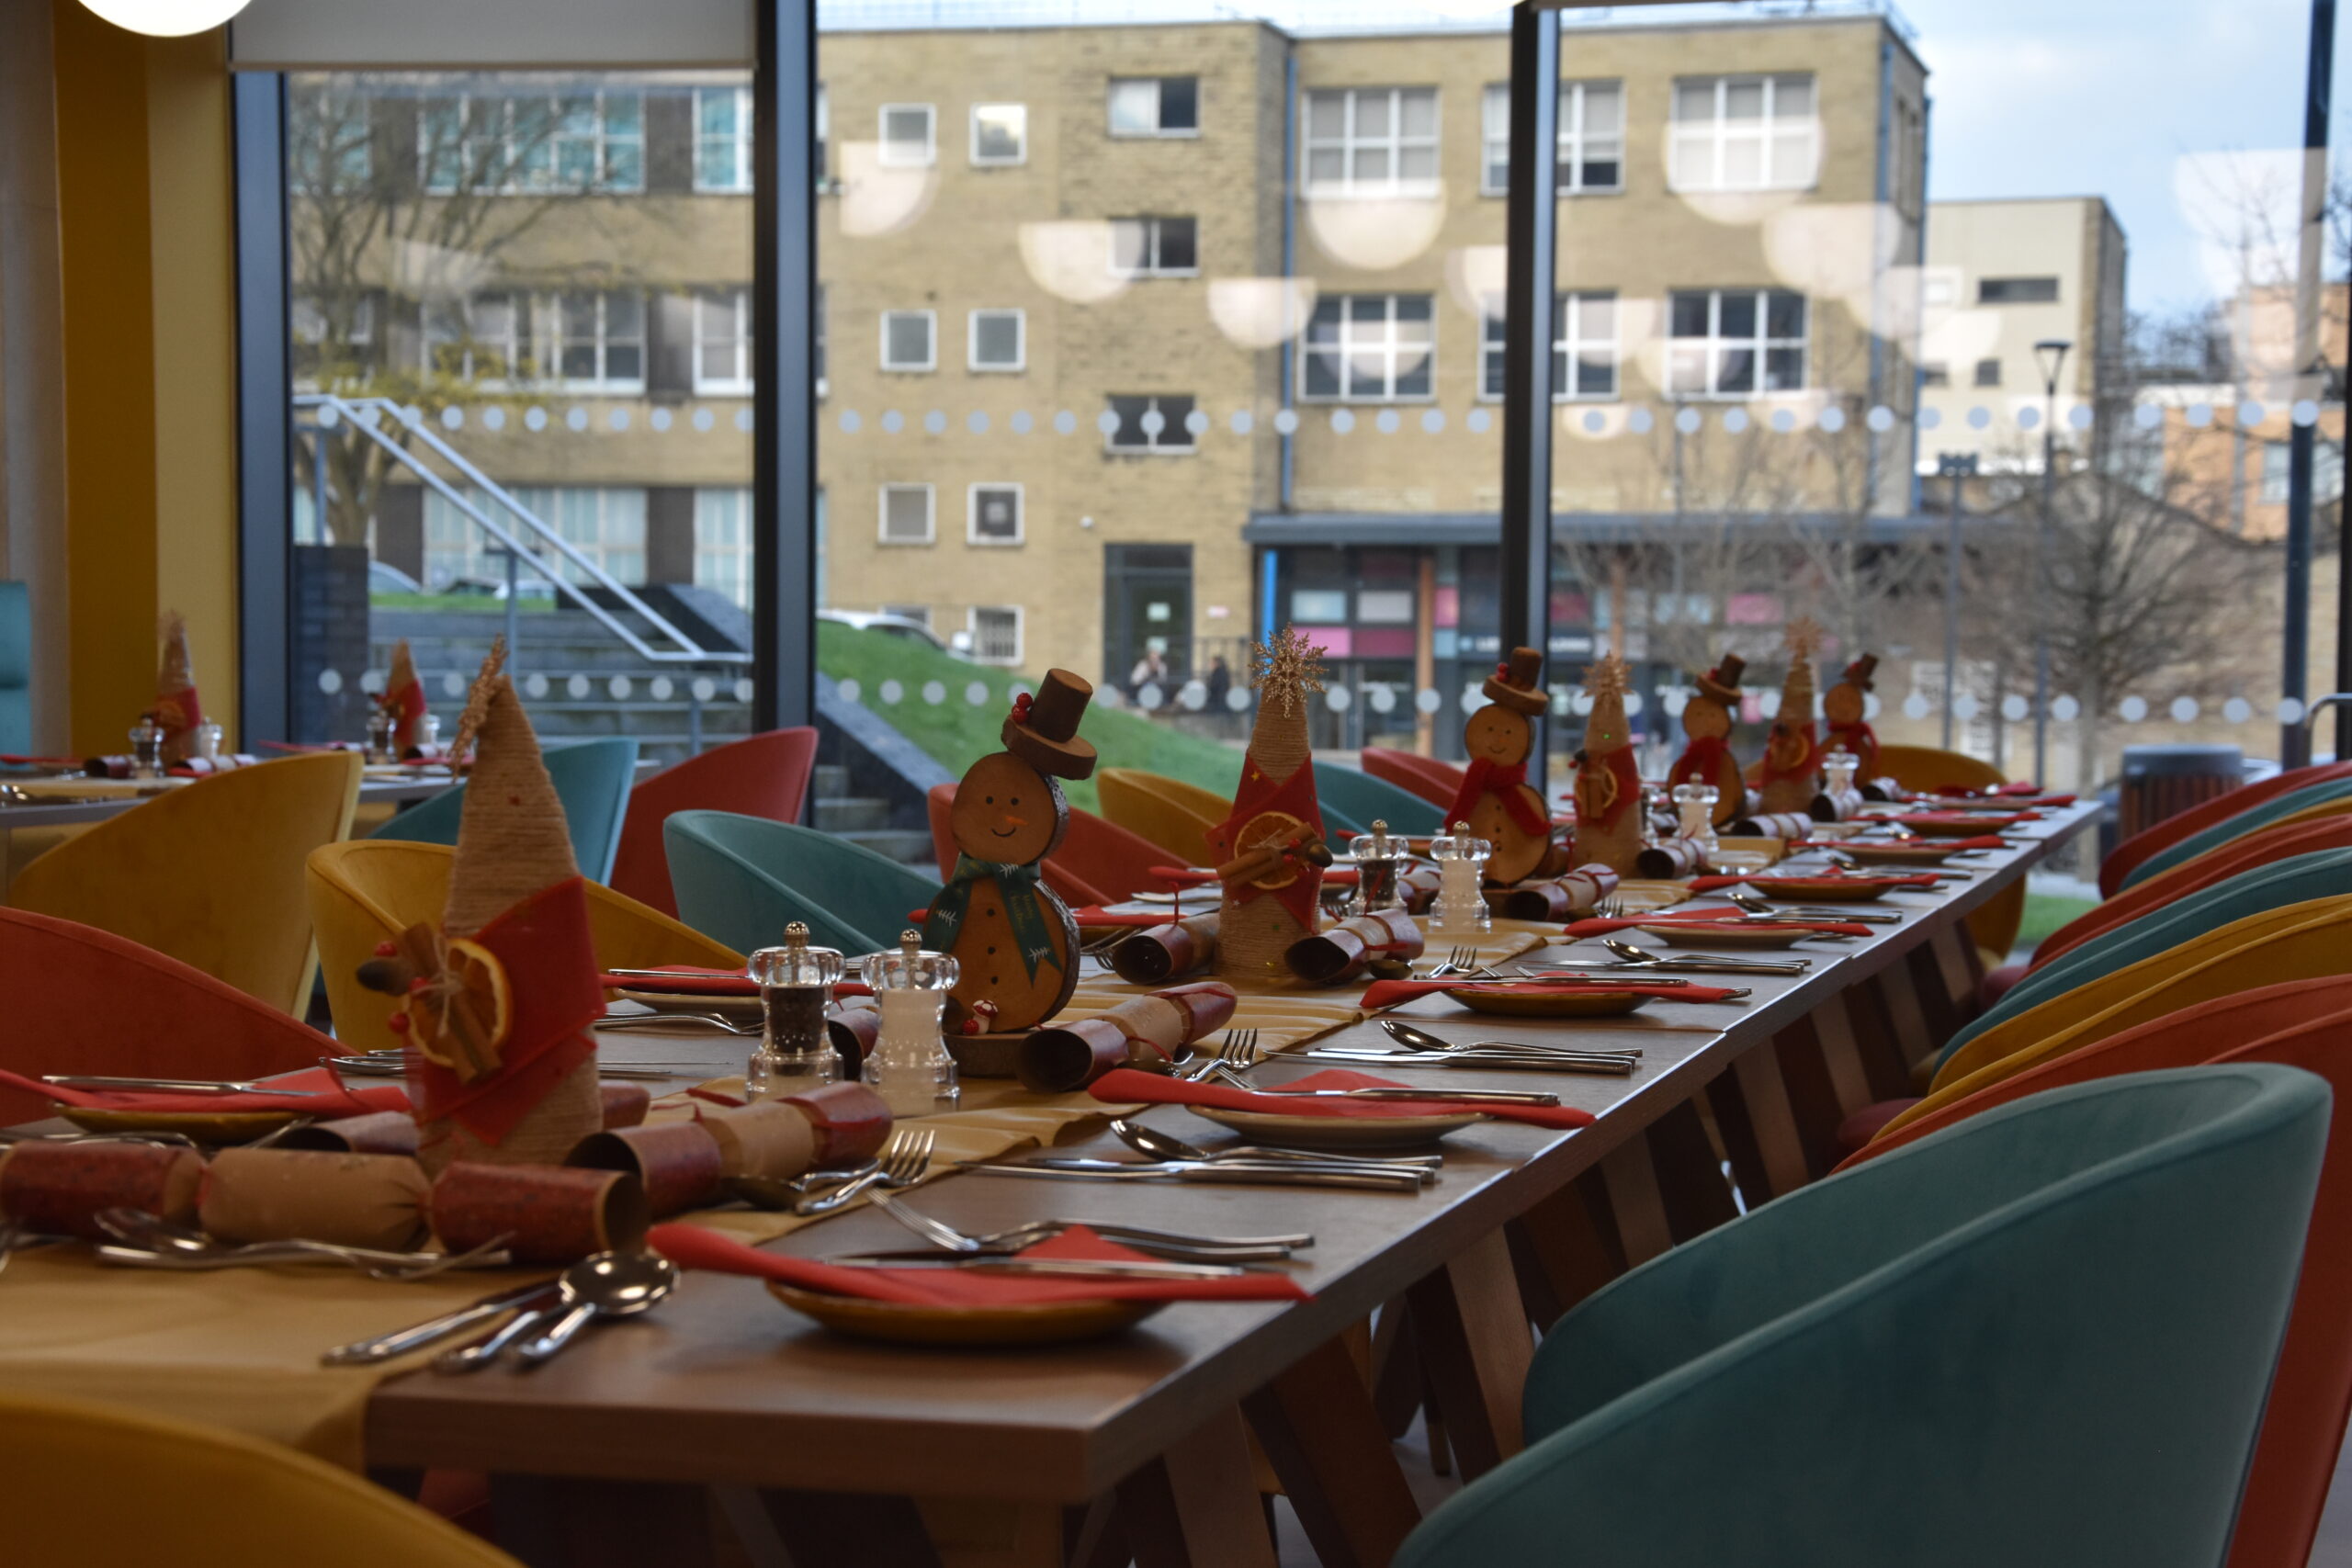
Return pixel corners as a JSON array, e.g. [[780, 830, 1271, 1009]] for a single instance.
[[865, 1190, 1306, 1260], [1182, 1028, 1261, 1081], [793, 1126, 935, 1215], [1426, 943, 1497, 979], [593, 1012, 758, 1036]]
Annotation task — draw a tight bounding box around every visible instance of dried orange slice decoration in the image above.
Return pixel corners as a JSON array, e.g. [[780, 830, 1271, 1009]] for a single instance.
[[413, 936, 512, 1083], [1238, 810, 1306, 890]]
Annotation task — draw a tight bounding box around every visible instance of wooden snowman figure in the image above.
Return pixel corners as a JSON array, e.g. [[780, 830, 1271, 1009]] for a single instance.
[[1569, 653, 1645, 875], [1443, 646, 1559, 886], [1666, 653, 1750, 830], [1822, 653, 1881, 781], [1207, 627, 1331, 981], [922, 670, 1095, 1036], [1755, 617, 1824, 816]]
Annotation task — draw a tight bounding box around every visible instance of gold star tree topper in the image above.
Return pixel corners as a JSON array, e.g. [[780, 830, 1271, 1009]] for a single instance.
[[1783, 615, 1823, 661], [449, 637, 508, 771], [1250, 626, 1328, 717]]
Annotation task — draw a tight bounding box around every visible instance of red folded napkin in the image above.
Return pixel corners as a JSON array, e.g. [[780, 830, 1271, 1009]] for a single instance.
[[1149, 864, 1361, 889], [1562, 908, 1875, 938], [0, 1066, 409, 1117], [1091, 1066, 1597, 1131], [1885, 811, 2037, 830], [1685, 873, 1941, 894], [1843, 834, 2007, 852], [647, 1221, 1309, 1306], [1356, 977, 1745, 1011]]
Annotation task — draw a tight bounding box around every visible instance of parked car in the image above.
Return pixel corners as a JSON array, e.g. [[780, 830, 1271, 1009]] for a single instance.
[[367, 560, 424, 595], [817, 608, 964, 658]]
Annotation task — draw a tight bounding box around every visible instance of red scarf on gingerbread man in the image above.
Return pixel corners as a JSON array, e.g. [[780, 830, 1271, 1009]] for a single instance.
[[1444, 757, 1550, 837]]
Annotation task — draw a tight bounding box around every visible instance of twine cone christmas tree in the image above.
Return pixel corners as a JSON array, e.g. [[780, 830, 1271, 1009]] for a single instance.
[[1757, 617, 1824, 815], [381, 637, 429, 753], [1570, 654, 1644, 875], [1208, 627, 1330, 981], [153, 612, 204, 765]]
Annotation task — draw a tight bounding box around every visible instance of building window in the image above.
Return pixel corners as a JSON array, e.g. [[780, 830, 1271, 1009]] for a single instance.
[[968, 310, 1025, 371], [549, 290, 644, 390], [2260, 441, 2346, 504], [968, 483, 1023, 545], [423, 291, 524, 382], [289, 87, 371, 195], [1479, 292, 1618, 400], [537, 487, 647, 585], [880, 310, 936, 371], [694, 488, 752, 609], [1304, 295, 1435, 402], [1479, 81, 1623, 196], [1291, 589, 1349, 623], [1978, 276, 2061, 305], [1304, 87, 1439, 196], [1106, 395, 1198, 453], [1668, 74, 1816, 193], [1110, 216, 1199, 276], [969, 606, 1023, 665], [693, 289, 752, 395], [1107, 76, 1198, 137], [695, 86, 752, 192], [1920, 362, 1951, 388], [878, 104, 935, 167], [424, 487, 645, 591], [1667, 288, 1808, 396], [971, 103, 1027, 165], [1973, 357, 2002, 388], [420, 90, 644, 195], [878, 484, 935, 545]]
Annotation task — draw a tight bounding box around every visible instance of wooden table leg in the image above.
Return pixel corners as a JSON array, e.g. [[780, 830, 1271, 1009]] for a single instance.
[[1507, 1175, 1624, 1330], [1116, 1405, 1278, 1568], [1597, 1132, 1674, 1267], [1647, 1098, 1739, 1243], [1404, 1226, 1535, 1479], [489, 1475, 718, 1568], [1873, 964, 1937, 1075], [1809, 992, 1884, 1112], [760, 1488, 944, 1568], [1928, 920, 1984, 1024], [1369, 1297, 1423, 1438], [1243, 1334, 1423, 1568], [1718, 1039, 1812, 1201], [1843, 977, 1918, 1100]]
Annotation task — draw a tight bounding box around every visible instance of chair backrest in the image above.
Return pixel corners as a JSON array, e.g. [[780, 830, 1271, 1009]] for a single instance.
[[0, 581, 29, 756], [371, 737, 639, 884], [6, 752, 361, 1015], [2123, 773, 2352, 891], [3, 1393, 522, 1568], [1873, 742, 2007, 795], [1094, 768, 1228, 863], [1053, 804, 1170, 903], [924, 784, 1111, 905], [306, 839, 742, 1055], [1396, 1066, 2329, 1568], [2101, 761, 2352, 896], [607, 728, 818, 917], [1312, 761, 1445, 836], [2033, 814, 2352, 973], [0, 909, 341, 1126], [665, 810, 944, 955], [1362, 746, 1465, 810]]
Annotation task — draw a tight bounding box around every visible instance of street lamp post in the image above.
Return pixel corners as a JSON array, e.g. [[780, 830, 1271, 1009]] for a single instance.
[[1937, 452, 1979, 752], [2032, 338, 2073, 786]]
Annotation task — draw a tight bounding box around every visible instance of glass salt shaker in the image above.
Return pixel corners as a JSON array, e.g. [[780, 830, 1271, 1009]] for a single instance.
[[1427, 822, 1493, 936], [191, 721, 225, 764], [1349, 819, 1406, 918], [129, 716, 166, 779], [365, 706, 397, 764], [1821, 749, 1860, 798], [1672, 781, 1722, 860], [862, 930, 961, 1116], [416, 712, 442, 753], [745, 921, 844, 1100]]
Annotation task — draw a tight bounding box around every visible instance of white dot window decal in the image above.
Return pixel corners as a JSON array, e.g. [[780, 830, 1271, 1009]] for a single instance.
[[2119, 695, 2149, 722]]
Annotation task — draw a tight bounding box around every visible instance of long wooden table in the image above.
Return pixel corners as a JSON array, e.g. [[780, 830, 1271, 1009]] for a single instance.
[[0, 773, 450, 829], [356, 804, 2097, 1568]]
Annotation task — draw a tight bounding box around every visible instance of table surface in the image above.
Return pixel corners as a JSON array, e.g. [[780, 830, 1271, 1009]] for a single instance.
[[359, 804, 2099, 1505], [0, 773, 450, 829]]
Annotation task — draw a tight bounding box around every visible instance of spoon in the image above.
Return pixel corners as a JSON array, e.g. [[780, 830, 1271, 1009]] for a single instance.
[[1379, 1018, 1641, 1061], [432, 1292, 562, 1373], [513, 1252, 680, 1367], [1600, 938, 1808, 975], [1723, 890, 1902, 924], [1110, 1117, 1442, 1177]]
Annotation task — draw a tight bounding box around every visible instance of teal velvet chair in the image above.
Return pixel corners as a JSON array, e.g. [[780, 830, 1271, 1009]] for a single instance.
[[1394, 1065, 2329, 1568], [1313, 761, 1446, 837], [370, 737, 638, 884], [0, 582, 29, 757], [1937, 848, 2352, 1067], [2124, 773, 2352, 890], [665, 809, 943, 956]]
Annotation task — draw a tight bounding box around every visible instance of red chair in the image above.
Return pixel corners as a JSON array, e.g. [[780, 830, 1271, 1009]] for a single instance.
[[924, 784, 1109, 907], [0, 909, 339, 1126], [609, 728, 818, 917], [2099, 761, 2352, 897], [1838, 975, 2352, 1568], [1363, 747, 1465, 812], [2031, 815, 2352, 974]]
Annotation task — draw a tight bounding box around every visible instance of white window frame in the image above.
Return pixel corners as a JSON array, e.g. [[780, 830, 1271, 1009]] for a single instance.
[[877, 103, 936, 167], [1109, 216, 1200, 278], [693, 85, 753, 193], [1478, 291, 1619, 402], [1666, 288, 1809, 399], [967, 482, 1025, 547], [967, 309, 1026, 372], [1302, 86, 1440, 197], [969, 102, 1028, 166], [422, 290, 525, 385], [692, 288, 752, 396], [693, 487, 753, 610], [877, 483, 937, 546], [968, 605, 1024, 667], [419, 90, 645, 196], [546, 290, 646, 394], [1479, 81, 1624, 197], [1106, 76, 1199, 138], [1300, 294, 1437, 404], [1104, 395, 1199, 455], [879, 309, 938, 372], [1668, 73, 1817, 194]]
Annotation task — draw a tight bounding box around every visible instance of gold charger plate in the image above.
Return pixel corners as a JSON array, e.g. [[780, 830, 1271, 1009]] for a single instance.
[[1443, 985, 1652, 1018], [1899, 816, 2007, 838], [1747, 878, 1893, 902], [1191, 1104, 1487, 1151], [613, 987, 764, 1022], [59, 1106, 303, 1144], [767, 1281, 1163, 1345], [1636, 921, 1813, 950], [1839, 842, 1961, 866]]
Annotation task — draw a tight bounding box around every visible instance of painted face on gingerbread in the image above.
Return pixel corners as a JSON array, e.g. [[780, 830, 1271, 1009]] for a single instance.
[[1464, 706, 1532, 764], [1823, 685, 1865, 724], [952, 751, 1063, 864], [1682, 698, 1731, 740]]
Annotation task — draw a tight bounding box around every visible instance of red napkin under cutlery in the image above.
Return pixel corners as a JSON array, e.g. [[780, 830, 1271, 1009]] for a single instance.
[[1883, 811, 2039, 830], [1090, 1066, 1597, 1131], [648, 1221, 1309, 1306], [1828, 835, 2008, 852], [1685, 873, 1942, 894], [1561, 908, 1876, 939], [599, 964, 874, 999], [1148, 865, 1361, 889], [1356, 977, 1746, 1011], [0, 1066, 410, 1117]]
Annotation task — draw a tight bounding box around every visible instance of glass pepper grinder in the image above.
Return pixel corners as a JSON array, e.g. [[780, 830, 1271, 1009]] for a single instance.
[[1672, 781, 1722, 861], [1821, 749, 1860, 799], [365, 705, 397, 764], [1428, 822, 1493, 936], [863, 930, 961, 1117], [128, 716, 165, 780], [745, 921, 843, 1100], [1350, 818, 1405, 918], [191, 720, 225, 764], [416, 712, 442, 754]]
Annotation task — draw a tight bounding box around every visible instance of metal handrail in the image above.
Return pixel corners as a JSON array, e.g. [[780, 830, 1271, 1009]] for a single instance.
[[296, 392, 750, 665]]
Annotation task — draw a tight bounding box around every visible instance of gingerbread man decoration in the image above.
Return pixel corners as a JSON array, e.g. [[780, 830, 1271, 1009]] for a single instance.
[[1822, 653, 1881, 781], [922, 670, 1095, 1035], [1444, 646, 1560, 886], [1666, 654, 1750, 830]]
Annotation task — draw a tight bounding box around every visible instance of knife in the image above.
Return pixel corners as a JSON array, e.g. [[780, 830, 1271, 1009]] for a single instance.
[[42, 1074, 323, 1098], [1229, 1085, 1561, 1106], [963, 1160, 1427, 1191], [1299, 1048, 1634, 1076], [819, 1255, 1254, 1280]]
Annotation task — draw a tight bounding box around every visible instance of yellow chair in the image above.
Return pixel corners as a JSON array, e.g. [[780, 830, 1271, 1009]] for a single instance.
[[307, 839, 743, 1055], [1, 1393, 520, 1568], [1875, 743, 2024, 967], [1875, 895, 2352, 1141], [1095, 768, 1233, 863], [6, 752, 361, 1016]]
